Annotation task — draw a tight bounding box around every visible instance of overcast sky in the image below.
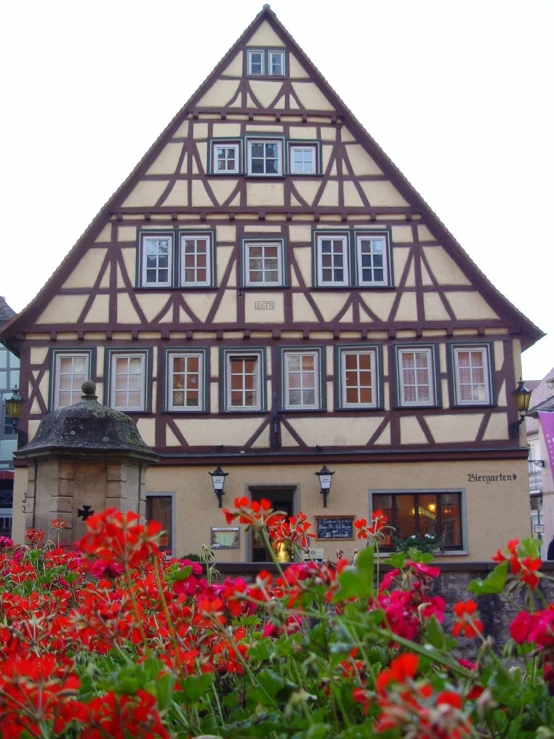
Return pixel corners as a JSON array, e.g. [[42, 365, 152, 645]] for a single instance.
[[1, 0, 552, 381]]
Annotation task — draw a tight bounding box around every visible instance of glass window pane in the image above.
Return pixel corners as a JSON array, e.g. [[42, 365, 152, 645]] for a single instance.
[[395, 495, 416, 539]]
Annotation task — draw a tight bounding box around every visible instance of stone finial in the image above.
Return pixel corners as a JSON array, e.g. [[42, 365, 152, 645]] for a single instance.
[[81, 381, 97, 400]]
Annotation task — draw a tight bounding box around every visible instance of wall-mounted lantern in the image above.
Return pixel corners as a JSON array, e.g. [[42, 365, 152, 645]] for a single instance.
[[209, 465, 229, 508], [511, 379, 532, 437], [4, 387, 24, 432], [315, 465, 335, 508]]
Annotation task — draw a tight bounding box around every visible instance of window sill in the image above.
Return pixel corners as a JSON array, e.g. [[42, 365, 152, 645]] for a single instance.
[[134, 286, 218, 292], [377, 550, 468, 558], [312, 285, 396, 291]]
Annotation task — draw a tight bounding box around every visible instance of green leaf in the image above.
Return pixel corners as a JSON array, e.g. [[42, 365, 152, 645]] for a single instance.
[[181, 673, 214, 703], [172, 565, 193, 581], [424, 615, 445, 650], [256, 667, 287, 698], [334, 546, 374, 602], [384, 552, 406, 569], [468, 560, 508, 596]]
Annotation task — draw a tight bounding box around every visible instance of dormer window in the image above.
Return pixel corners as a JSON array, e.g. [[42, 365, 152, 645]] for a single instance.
[[246, 48, 286, 77]]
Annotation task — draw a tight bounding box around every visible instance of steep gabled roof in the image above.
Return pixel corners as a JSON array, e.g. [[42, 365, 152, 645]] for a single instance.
[[0, 5, 544, 348], [0, 296, 16, 326]]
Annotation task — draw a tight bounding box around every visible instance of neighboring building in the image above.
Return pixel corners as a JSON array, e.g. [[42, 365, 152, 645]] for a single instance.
[[525, 369, 554, 559], [0, 296, 20, 537], [0, 7, 544, 561]]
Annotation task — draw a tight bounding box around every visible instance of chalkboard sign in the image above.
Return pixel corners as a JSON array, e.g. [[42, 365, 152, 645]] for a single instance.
[[315, 516, 355, 540]]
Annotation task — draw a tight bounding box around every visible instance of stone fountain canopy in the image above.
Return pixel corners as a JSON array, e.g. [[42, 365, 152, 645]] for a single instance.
[[15, 382, 159, 543], [15, 381, 159, 464]]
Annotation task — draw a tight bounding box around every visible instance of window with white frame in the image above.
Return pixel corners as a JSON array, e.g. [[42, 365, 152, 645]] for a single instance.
[[316, 233, 349, 286], [212, 143, 240, 174], [167, 352, 204, 412], [397, 347, 436, 407], [289, 144, 317, 174], [452, 345, 492, 406], [246, 48, 286, 77], [283, 351, 321, 410], [268, 49, 286, 76], [53, 352, 90, 409], [225, 352, 263, 411], [340, 348, 378, 408], [247, 140, 283, 176], [109, 353, 147, 411], [141, 234, 173, 287], [247, 49, 265, 75], [356, 233, 389, 286], [244, 240, 283, 286], [180, 233, 212, 287]]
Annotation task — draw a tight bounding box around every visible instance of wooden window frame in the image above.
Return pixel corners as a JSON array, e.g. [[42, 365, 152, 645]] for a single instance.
[[165, 350, 207, 413], [289, 143, 318, 175], [0, 349, 20, 436], [315, 232, 350, 287], [146, 493, 175, 554], [180, 232, 213, 288], [354, 231, 391, 287], [371, 490, 466, 552], [140, 232, 174, 288], [282, 348, 323, 411], [246, 48, 287, 78], [450, 344, 493, 407], [222, 348, 266, 413], [243, 238, 285, 287], [246, 48, 266, 76], [396, 346, 438, 408], [107, 350, 148, 412], [212, 142, 241, 174], [51, 350, 92, 410], [338, 347, 380, 409], [246, 138, 284, 177]]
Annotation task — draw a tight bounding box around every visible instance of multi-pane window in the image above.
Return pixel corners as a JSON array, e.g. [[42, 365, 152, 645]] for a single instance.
[[247, 140, 282, 176], [283, 351, 321, 410], [146, 495, 173, 552], [213, 143, 240, 174], [53, 352, 90, 409], [226, 354, 262, 411], [356, 234, 388, 286], [268, 50, 285, 76], [244, 240, 283, 286], [340, 349, 378, 408], [397, 348, 436, 407], [452, 346, 491, 405], [110, 353, 146, 411], [316, 234, 349, 286], [141, 234, 172, 287], [0, 349, 20, 436], [289, 145, 316, 174], [180, 234, 212, 287], [247, 49, 265, 75], [246, 48, 286, 76], [167, 352, 204, 412], [372, 492, 463, 551]]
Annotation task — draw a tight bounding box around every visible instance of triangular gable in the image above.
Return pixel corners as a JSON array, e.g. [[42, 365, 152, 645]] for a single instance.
[[0, 5, 543, 349]]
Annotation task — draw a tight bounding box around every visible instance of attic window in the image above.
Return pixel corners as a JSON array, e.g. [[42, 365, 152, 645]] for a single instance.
[[246, 48, 286, 77]]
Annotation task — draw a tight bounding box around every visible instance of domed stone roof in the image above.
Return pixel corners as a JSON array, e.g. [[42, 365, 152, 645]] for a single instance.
[[15, 382, 159, 462]]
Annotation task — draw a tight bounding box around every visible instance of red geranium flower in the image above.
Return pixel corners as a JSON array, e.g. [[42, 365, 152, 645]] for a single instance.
[[452, 600, 484, 639]]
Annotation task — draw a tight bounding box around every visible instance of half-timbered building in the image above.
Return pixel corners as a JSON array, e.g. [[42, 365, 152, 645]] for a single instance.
[[0, 6, 543, 561]]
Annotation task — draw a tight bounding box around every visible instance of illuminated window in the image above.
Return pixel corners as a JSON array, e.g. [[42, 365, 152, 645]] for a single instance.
[[372, 491, 464, 551]]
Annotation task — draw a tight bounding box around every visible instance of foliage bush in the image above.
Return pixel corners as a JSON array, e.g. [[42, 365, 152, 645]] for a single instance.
[[0, 505, 553, 737]]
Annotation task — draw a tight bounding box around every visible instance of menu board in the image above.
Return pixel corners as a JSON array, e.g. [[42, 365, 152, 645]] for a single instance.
[[315, 516, 354, 540]]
